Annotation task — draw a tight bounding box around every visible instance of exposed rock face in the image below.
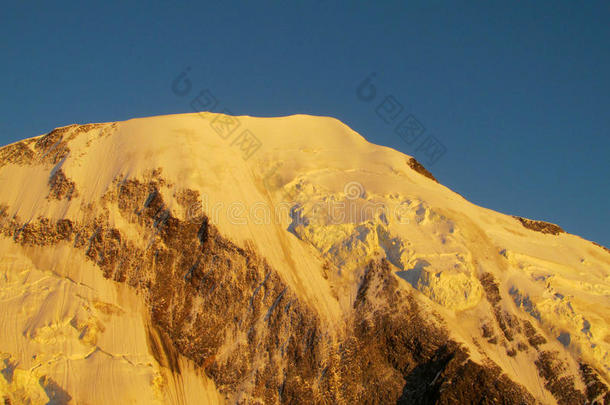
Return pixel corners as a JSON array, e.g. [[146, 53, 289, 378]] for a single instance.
[[0, 116, 608, 404], [407, 157, 438, 183], [48, 169, 78, 201], [352, 261, 535, 405], [592, 241, 610, 255], [0, 123, 112, 169], [513, 216, 565, 235]]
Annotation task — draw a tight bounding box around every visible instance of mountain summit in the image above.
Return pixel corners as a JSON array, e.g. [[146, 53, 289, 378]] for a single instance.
[[0, 113, 608, 404]]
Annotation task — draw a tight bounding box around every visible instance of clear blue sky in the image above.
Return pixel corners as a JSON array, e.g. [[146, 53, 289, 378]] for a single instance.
[[2, 1, 609, 246]]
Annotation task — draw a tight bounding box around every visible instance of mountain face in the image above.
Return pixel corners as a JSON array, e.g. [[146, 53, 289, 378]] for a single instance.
[[0, 113, 608, 405]]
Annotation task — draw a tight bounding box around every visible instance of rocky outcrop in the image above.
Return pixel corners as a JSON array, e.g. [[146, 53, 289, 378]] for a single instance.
[[535, 351, 586, 404], [407, 157, 438, 183], [580, 363, 610, 404], [478, 272, 609, 404], [592, 241, 610, 255], [353, 261, 534, 404], [0, 123, 115, 168], [48, 169, 78, 200], [513, 216, 565, 235]]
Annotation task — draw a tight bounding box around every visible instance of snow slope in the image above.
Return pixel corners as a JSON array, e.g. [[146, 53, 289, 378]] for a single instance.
[[0, 112, 608, 404]]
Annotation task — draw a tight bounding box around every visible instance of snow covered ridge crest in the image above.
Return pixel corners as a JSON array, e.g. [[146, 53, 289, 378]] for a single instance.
[[0, 113, 609, 404]]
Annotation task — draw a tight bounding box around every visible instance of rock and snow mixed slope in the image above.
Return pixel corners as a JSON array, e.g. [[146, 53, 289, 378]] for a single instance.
[[0, 112, 608, 404]]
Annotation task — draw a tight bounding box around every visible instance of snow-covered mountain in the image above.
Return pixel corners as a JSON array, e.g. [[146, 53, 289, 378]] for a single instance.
[[0, 112, 608, 404]]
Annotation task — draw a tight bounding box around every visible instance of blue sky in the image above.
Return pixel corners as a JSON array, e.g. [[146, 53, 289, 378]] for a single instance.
[[1, 1, 609, 246]]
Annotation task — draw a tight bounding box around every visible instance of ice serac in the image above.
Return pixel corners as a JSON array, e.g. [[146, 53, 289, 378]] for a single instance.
[[0, 112, 608, 404]]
